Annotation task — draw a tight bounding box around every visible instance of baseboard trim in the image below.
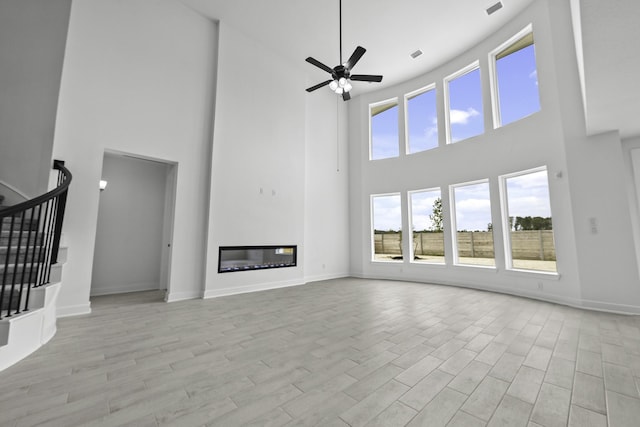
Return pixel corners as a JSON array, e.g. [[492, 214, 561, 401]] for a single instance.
[[304, 272, 350, 284], [355, 274, 640, 315], [203, 279, 305, 299], [579, 299, 640, 315], [90, 282, 160, 297], [165, 290, 202, 303], [56, 303, 91, 318]]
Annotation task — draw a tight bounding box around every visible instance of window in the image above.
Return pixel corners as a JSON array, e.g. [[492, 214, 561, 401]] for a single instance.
[[405, 86, 438, 154], [445, 62, 484, 143], [501, 168, 556, 273], [491, 26, 541, 127], [451, 181, 495, 267], [371, 193, 402, 261], [370, 99, 399, 160], [409, 189, 445, 264]]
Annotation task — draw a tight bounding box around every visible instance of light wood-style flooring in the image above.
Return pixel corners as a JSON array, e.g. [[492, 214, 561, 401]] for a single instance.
[[2, 278, 640, 426]]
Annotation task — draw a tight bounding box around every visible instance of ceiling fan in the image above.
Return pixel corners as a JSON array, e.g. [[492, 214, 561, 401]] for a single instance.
[[305, 0, 383, 101]]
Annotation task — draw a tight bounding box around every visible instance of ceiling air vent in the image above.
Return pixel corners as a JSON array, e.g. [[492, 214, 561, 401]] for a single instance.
[[486, 1, 503, 15], [410, 49, 423, 59]]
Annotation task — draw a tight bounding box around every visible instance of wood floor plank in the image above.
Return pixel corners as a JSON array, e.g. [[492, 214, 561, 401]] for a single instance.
[[1, 278, 640, 426]]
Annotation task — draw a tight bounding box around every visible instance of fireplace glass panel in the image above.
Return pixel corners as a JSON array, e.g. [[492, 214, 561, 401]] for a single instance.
[[218, 245, 297, 273]]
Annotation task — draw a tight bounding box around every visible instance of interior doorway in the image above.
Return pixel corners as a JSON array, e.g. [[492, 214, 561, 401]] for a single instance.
[[91, 151, 177, 300]]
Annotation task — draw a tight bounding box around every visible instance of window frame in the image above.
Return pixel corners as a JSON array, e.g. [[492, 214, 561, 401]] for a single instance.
[[369, 97, 400, 161], [449, 179, 496, 268], [370, 192, 403, 263], [443, 61, 483, 144], [408, 187, 445, 265], [499, 166, 558, 275], [404, 84, 438, 155], [489, 23, 538, 129]]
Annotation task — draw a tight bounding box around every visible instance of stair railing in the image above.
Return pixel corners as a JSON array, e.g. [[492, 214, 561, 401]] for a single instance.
[[0, 160, 72, 319]]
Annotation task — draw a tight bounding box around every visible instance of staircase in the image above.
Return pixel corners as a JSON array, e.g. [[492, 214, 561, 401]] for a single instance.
[[1, 212, 43, 314], [0, 160, 71, 371]]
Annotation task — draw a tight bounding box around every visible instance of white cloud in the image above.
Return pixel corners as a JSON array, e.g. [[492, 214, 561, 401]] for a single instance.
[[529, 69, 538, 86], [410, 191, 440, 230], [373, 195, 402, 231], [449, 108, 480, 125]]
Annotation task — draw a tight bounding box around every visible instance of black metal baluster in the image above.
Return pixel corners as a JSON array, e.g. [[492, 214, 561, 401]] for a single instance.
[[35, 200, 52, 287], [1, 215, 16, 318], [51, 163, 68, 265], [7, 211, 27, 315], [24, 205, 42, 312], [44, 196, 60, 284], [17, 207, 36, 314]]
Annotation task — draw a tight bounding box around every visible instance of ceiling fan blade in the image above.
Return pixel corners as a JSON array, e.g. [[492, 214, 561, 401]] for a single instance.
[[350, 74, 383, 82], [345, 46, 366, 70], [306, 57, 334, 74], [342, 91, 351, 101], [306, 80, 333, 92]]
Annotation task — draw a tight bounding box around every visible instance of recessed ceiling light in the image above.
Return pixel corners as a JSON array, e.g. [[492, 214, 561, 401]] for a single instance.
[[486, 1, 503, 15], [410, 49, 423, 59]]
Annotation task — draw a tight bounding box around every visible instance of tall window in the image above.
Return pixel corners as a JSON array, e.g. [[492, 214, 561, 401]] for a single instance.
[[371, 194, 403, 262], [445, 63, 484, 143], [501, 168, 556, 273], [370, 99, 399, 160], [491, 26, 541, 127], [451, 181, 495, 267], [405, 86, 438, 154], [409, 189, 445, 264]]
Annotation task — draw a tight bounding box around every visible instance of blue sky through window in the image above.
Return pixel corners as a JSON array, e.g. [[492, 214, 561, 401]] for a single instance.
[[372, 194, 402, 232], [448, 67, 484, 142], [505, 169, 551, 223], [497, 44, 540, 126], [453, 182, 492, 232], [407, 89, 438, 153], [371, 103, 399, 160], [411, 189, 441, 231]]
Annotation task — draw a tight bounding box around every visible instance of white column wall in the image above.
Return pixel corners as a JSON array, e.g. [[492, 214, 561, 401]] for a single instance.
[[203, 20, 350, 297]]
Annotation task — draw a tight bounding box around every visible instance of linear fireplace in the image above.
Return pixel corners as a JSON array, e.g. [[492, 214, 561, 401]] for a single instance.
[[218, 245, 297, 273]]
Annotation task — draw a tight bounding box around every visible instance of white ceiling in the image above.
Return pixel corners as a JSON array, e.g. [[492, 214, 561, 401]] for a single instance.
[[181, 0, 535, 90], [181, 0, 640, 139]]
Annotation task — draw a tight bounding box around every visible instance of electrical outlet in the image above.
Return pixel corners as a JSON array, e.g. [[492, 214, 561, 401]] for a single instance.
[[537, 281, 543, 291], [589, 217, 598, 234]]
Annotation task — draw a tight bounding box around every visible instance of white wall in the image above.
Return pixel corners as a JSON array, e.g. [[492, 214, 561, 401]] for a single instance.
[[51, 0, 217, 315], [0, 0, 71, 198], [91, 154, 168, 296], [304, 94, 351, 282], [348, 0, 640, 313], [623, 136, 640, 291], [203, 20, 350, 297]]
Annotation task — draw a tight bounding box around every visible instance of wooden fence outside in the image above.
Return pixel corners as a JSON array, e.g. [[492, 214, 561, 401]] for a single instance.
[[374, 230, 556, 261]]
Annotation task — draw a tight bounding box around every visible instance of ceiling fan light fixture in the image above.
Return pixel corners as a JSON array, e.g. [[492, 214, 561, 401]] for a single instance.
[[304, 0, 383, 100]]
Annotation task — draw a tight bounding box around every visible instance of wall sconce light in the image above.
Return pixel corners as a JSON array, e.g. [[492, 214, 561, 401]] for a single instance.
[[99, 180, 108, 191]]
